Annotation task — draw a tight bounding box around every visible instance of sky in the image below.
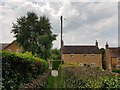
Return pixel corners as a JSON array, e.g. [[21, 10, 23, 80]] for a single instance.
[[0, 0, 119, 49]]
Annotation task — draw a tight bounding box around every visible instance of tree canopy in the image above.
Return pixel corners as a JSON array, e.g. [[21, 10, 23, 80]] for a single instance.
[[11, 12, 57, 60]]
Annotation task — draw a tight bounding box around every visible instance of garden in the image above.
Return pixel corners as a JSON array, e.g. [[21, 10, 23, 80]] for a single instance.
[[59, 65, 120, 88]]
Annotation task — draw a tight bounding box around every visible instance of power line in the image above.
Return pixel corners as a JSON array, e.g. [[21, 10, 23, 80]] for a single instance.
[[63, 17, 117, 37]]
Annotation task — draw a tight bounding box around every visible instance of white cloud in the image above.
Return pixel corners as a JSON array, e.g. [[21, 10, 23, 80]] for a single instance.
[[0, 1, 118, 48]]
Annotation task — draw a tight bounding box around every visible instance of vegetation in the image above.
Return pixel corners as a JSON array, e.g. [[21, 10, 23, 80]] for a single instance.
[[51, 49, 61, 60], [52, 60, 63, 70], [112, 69, 120, 73], [46, 75, 55, 88], [46, 72, 62, 89], [22, 70, 50, 88], [1, 51, 48, 89], [100, 48, 105, 60], [11, 12, 57, 60], [60, 65, 120, 88]]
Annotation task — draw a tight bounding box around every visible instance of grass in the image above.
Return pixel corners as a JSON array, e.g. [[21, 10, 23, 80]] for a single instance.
[[46, 75, 55, 88], [45, 68, 63, 89]]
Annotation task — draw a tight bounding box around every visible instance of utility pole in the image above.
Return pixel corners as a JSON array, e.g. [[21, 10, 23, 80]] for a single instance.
[[60, 16, 63, 64]]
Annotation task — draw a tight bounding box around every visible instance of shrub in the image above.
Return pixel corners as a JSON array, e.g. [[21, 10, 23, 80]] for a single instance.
[[21, 70, 51, 89], [60, 66, 120, 88], [1, 51, 48, 89], [112, 69, 120, 73], [52, 60, 63, 70]]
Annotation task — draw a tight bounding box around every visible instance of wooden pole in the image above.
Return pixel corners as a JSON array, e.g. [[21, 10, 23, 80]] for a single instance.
[[60, 16, 63, 64]]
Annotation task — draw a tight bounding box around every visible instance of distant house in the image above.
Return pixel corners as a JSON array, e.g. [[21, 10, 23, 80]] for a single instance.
[[62, 40, 102, 68], [105, 42, 120, 71], [0, 41, 23, 53]]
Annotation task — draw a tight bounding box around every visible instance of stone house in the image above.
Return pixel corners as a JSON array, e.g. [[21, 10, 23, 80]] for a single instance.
[[0, 41, 23, 53], [104, 42, 120, 71], [62, 40, 102, 68]]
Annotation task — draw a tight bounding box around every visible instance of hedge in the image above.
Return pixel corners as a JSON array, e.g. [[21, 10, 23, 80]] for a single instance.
[[1, 51, 48, 89], [52, 60, 63, 70], [20, 70, 51, 89], [112, 69, 120, 73]]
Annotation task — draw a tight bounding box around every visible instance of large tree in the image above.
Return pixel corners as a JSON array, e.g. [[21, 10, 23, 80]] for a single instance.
[[11, 12, 57, 60]]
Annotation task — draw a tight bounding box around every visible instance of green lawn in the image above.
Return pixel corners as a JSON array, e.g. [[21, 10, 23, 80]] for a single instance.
[[45, 70, 63, 89], [46, 75, 55, 88]]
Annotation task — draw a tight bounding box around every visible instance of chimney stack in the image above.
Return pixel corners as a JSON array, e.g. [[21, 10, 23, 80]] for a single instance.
[[105, 42, 109, 49], [95, 40, 98, 47]]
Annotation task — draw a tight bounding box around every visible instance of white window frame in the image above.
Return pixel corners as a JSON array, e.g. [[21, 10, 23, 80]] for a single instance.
[[16, 49, 20, 53], [70, 54, 74, 58], [8, 49, 11, 52], [118, 65, 120, 69], [90, 63, 96, 67], [79, 63, 83, 66]]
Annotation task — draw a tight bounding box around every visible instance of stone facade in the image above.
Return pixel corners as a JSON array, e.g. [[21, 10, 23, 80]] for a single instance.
[[63, 54, 102, 67], [62, 40, 102, 68], [1, 41, 23, 53], [104, 42, 120, 71]]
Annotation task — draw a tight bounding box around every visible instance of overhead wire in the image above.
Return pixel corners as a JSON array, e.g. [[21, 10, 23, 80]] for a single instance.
[[63, 17, 117, 37]]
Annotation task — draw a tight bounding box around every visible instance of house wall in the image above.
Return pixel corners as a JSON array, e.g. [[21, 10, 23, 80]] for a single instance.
[[4, 42, 23, 53], [111, 57, 118, 69], [62, 54, 102, 68], [105, 49, 118, 71], [118, 59, 120, 69]]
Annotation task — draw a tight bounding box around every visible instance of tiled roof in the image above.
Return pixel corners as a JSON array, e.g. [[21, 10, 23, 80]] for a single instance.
[[109, 47, 120, 58], [0, 43, 10, 50], [63, 45, 100, 54]]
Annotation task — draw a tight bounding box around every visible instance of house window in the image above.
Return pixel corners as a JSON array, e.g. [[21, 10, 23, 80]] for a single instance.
[[16, 49, 20, 53], [79, 63, 83, 66], [70, 54, 74, 57], [90, 63, 96, 67], [118, 65, 120, 69], [84, 54, 87, 57], [91, 54, 94, 56], [84, 64, 87, 66], [8, 49, 11, 52]]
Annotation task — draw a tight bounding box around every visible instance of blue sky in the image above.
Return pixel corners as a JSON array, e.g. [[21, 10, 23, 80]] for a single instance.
[[0, 0, 119, 48]]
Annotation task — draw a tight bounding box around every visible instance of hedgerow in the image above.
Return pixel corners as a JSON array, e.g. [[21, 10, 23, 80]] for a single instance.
[[1, 51, 48, 89]]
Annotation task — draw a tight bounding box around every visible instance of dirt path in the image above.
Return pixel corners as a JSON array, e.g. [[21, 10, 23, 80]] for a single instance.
[[54, 77, 58, 90]]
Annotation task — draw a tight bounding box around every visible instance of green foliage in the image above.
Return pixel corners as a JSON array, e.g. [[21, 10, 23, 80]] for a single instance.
[[22, 70, 50, 88], [46, 75, 55, 88], [11, 12, 57, 60], [52, 60, 63, 70], [1, 51, 48, 89], [100, 48, 105, 60], [60, 66, 120, 88], [51, 49, 61, 60], [112, 69, 120, 73]]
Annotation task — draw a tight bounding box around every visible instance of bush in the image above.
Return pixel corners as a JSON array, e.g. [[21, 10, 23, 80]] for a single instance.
[[21, 70, 51, 89], [112, 69, 120, 73], [1, 51, 48, 89], [61, 66, 120, 88], [52, 60, 63, 70]]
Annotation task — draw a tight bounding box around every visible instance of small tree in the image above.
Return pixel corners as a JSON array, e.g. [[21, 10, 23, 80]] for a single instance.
[[100, 48, 105, 60], [51, 48, 61, 60], [11, 12, 57, 60]]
